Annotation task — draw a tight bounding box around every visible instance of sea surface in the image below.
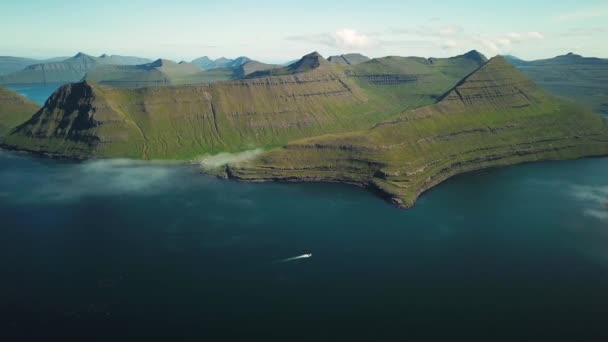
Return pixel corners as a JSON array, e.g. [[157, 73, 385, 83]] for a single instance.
[[6, 83, 64, 105], [1, 86, 608, 341]]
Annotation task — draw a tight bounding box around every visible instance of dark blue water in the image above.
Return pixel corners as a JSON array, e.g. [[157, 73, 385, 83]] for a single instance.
[[2, 86, 608, 341]]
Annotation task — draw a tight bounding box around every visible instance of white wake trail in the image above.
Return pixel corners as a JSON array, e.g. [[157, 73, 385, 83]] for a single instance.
[[275, 253, 312, 263]]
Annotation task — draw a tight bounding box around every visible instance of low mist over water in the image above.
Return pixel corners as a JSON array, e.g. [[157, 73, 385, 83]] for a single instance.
[[2, 150, 608, 340]]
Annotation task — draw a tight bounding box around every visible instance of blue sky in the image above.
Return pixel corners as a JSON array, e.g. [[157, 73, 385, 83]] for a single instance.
[[1, 0, 606, 62]]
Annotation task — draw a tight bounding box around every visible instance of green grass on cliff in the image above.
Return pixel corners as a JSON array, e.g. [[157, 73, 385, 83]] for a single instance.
[[2, 52, 486, 160], [228, 57, 608, 207]]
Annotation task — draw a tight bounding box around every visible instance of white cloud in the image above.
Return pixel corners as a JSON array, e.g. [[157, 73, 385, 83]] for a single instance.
[[505, 32, 545, 41], [440, 39, 460, 50], [285, 28, 372, 51], [284, 21, 547, 59], [387, 22, 544, 56], [332, 29, 371, 49], [474, 32, 545, 54]]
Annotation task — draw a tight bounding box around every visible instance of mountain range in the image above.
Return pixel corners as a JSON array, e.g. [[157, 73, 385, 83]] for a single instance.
[[229, 56, 608, 207], [0, 53, 152, 85], [1, 50, 607, 207], [0, 56, 69, 76], [504, 52, 608, 114], [0, 51, 488, 159], [191, 56, 252, 70], [84, 58, 281, 88]]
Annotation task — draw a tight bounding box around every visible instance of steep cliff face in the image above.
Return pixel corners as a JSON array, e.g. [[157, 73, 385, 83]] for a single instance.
[[228, 57, 608, 207], [2, 82, 145, 158], [3, 52, 485, 159], [0, 86, 39, 138]]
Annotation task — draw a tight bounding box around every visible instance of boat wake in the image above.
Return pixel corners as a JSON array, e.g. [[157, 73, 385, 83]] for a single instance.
[[274, 253, 312, 263]]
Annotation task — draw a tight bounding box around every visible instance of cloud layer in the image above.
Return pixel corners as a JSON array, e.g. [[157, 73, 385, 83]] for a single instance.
[[286, 28, 372, 50], [286, 22, 546, 58]]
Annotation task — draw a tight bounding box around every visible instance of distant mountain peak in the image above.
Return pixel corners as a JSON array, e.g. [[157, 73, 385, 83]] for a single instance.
[[74, 52, 90, 58], [149, 58, 176, 67], [328, 53, 370, 65], [100, 54, 109, 58], [287, 52, 329, 73], [304, 51, 324, 59], [459, 50, 488, 63], [559, 52, 583, 58], [192, 56, 212, 62]]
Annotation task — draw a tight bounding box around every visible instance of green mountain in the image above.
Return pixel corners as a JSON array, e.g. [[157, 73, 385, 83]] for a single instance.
[[0, 86, 40, 139], [0, 56, 69, 75], [85, 59, 203, 87], [1, 51, 487, 160], [247, 51, 330, 77], [328, 53, 370, 65], [0, 53, 153, 85], [227, 57, 608, 207], [505, 52, 608, 114], [236, 60, 280, 78], [4, 51, 605, 207], [84, 58, 280, 88]]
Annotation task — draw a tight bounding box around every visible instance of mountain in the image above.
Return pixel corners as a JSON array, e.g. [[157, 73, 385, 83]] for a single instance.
[[3, 52, 606, 208], [191, 56, 214, 69], [97, 54, 152, 65], [247, 51, 329, 77], [328, 53, 370, 65], [84, 58, 279, 88], [282, 59, 299, 66], [0, 86, 39, 138], [85, 58, 203, 87], [227, 57, 608, 207], [235, 60, 280, 78], [0, 51, 487, 159], [455, 50, 488, 64], [505, 52, 608, 114], [502, 54, 528, 67], [229, 57, 251, 68], [191, 56, 251, 70], [0, 53, 153, 85], [0, 56, 69, 76]]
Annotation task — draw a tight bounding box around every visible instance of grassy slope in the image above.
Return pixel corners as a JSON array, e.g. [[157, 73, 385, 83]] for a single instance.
[[0, 86, 40, 138], [2, 53, 485, 159], [509, 53, 608, 114], [228, 57, 608, 207]]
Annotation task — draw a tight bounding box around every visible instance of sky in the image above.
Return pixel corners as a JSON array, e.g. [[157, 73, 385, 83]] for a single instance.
[[1, 0, 607, 63]]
